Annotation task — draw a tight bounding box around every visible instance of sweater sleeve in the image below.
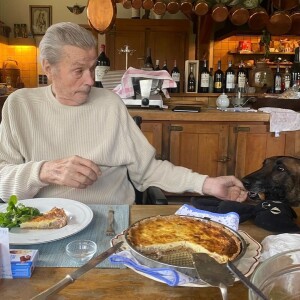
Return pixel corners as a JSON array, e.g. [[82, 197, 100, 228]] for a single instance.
[[121, 108, 208, 195], [0, 95, 48, 202]]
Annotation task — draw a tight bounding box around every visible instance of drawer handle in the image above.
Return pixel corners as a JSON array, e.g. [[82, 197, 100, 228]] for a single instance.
[[217, 156, 231, 163]]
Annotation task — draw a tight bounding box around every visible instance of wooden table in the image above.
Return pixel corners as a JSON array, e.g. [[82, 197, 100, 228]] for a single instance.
[[1, 205, 299, 300]]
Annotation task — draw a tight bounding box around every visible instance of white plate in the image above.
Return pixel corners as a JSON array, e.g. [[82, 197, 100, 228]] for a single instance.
[[0, 198, 93, 245], [111, 230, 262, 287]]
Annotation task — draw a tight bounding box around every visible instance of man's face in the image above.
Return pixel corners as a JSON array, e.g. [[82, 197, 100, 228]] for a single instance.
[[45, 45, 97, 106]]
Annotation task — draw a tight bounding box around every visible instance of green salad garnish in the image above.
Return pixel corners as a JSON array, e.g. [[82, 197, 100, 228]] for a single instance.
[[0, 195, 41, 229]]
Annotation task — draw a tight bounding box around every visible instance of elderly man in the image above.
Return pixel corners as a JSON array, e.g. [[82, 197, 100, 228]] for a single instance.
[[0, 22, 247, 204]]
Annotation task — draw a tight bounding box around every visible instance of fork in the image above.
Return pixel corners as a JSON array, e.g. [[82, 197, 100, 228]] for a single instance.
[[105, 209, 115, 236]]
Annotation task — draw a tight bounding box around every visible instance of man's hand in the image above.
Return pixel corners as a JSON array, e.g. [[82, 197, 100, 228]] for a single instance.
[[202, 176, 247, 202], [39, 155, 101, 189]]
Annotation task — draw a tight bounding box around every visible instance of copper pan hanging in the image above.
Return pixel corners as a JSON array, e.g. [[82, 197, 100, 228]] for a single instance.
[[87, 0, 116, 34], [166, 0, 180, 14], [142, 0, 154, 10], [153, 1, 167, 15], [272, 0, 299, 11], [290, 10, 300, 34], [248, 7, 269, 31], [266, 11, 292, 35], [229, 5, 250, 26], [211, 3, 229, 22], [180, 0, 193, 15], [193, 0, 211, 16]]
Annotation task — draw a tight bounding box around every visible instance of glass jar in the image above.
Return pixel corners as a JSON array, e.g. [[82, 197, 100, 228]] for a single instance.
[[249, 61, 273, 92]]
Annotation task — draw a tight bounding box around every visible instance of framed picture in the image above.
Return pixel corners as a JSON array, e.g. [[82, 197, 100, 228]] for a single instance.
[[30, 5, 52, 36]]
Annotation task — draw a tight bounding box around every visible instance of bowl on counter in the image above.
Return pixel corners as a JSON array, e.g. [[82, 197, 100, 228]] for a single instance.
[[249, 249, 300, 300]]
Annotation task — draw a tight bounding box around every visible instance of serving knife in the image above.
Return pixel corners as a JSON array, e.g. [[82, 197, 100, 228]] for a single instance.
[[30, 241, 123, 300]]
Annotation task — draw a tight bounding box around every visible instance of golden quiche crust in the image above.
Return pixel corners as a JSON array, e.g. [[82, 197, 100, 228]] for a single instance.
[[126, 215, 242, 264]]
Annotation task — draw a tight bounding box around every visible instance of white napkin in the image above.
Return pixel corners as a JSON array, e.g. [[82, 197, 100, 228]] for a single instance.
[[175, 204, 240, 231], [258, 107, 300, 136], [113, 67, 176, 99], [260, 233, 300, 262]]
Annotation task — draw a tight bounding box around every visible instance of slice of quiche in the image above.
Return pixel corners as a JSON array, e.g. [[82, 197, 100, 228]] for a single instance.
[[20, 207, 68, 229]]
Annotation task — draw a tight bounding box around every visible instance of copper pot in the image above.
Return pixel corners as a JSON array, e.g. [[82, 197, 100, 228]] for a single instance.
[[180, 0, 193, 14], [248, 7, 269, 31], [131, 0, 143, 9], [153, 0, 167, 15], [211, 4, 229, 23], [272, 0, 299, 10], [290, 11, 300, 34], [193, 0, 210, 16], [266, 11, 292, 35], [229, 5, 249, 26], [142, 0, 154, 10], [166, 0, 180, 14]]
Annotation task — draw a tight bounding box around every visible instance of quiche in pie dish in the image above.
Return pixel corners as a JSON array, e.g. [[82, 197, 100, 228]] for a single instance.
[[126, 215, 242, 264]]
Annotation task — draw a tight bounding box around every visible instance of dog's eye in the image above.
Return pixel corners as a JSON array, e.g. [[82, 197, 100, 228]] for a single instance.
[[277, 166, 285, 172]]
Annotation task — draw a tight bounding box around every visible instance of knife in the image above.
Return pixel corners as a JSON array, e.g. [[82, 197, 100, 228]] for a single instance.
[[30, 241, 123, 300]]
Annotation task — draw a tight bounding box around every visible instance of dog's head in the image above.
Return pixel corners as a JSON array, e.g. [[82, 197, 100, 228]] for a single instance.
[[242, 156, 300, 207]]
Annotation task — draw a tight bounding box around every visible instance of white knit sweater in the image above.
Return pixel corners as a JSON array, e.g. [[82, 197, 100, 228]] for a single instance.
[[0, 86, 207, 204]]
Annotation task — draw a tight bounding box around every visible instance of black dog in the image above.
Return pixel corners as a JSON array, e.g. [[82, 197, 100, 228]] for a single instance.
[[242, 156, 300, 207]]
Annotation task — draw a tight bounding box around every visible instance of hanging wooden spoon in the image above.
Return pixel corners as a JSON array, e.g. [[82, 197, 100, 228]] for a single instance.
[[87, 0, 116, 34]]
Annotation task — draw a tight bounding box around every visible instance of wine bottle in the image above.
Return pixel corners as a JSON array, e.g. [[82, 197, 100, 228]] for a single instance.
[[154, 59, 160, 71], [142, 47, 154, 70], [291, 47, 300, 88], [237, 61, 247, 93], [225, 60, 235, 93], [209, 67, 214, 93], [199, 59, 209, 93], [187, 65, 196, 92], [213, 60, 224, 93], [274, 64, 282, 94], [95, 44, 110, 88], [283, 67, 291, 91], [162, 60, 169, 73], [170, 60, 180, 93]]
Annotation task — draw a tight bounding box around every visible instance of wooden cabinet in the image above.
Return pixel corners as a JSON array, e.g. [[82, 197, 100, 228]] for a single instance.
[[129, 109, 300, 179], [169, 123, 230, 176], [231, 124, 300, 178], [141, 122, 163, 159], [106, 19, 190, 91]]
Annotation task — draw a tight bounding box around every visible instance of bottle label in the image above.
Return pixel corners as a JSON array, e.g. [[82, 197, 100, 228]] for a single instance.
[[275, 76, 282, 91], [172, 72, 180, 82], [214, 82, 222, 89], [201, 73, 209, 87], [95, 65, 110, 81], [226, 74, 235, 89], [238, 74, 246, 88], [284, 76, 291, 89]]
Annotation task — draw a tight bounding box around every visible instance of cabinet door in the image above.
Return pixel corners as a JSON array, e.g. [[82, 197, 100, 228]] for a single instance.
[[233, 125, 300, 178], [106, 19, 190, 78], [106, 28, 146, 70], [141, 122, 163, 159], [169, 123, 229, 176]]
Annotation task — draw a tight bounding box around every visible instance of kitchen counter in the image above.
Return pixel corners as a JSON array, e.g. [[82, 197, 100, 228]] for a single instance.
[[129, 107, 270, 123]]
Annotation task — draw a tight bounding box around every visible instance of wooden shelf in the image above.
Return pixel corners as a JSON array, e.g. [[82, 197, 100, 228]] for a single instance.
[[228, 51, 295, 55], [8, 37, 36, 46]]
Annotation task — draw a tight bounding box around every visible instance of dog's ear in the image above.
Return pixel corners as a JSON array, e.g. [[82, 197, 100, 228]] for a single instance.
[[254, 201, 300, 233]]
